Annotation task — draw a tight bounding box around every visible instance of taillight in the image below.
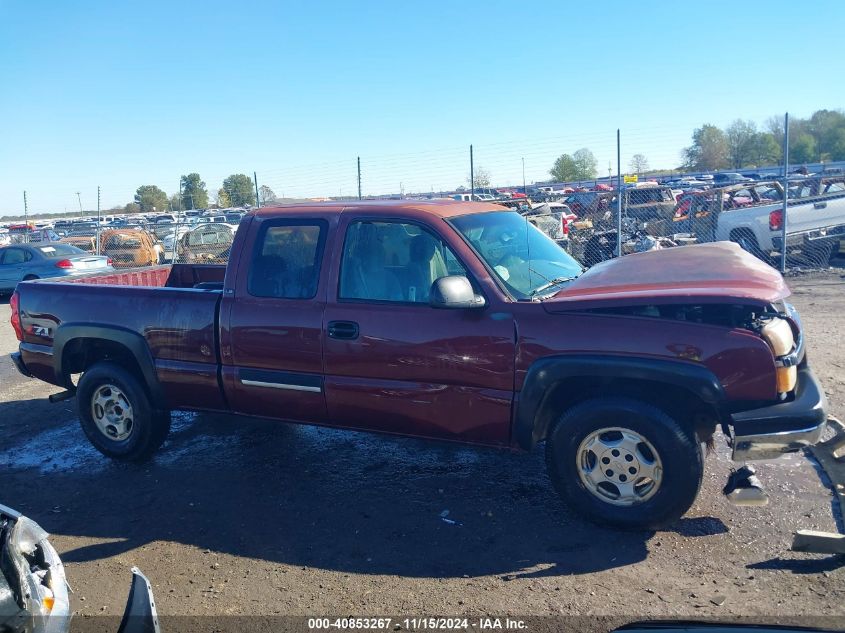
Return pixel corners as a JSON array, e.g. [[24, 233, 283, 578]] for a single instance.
[[9, 291, 22, 342], [769, 210, 783, 231], [54, 259, 73, 269], [561, 216, 570, 236], [107, 257, 113, 266]]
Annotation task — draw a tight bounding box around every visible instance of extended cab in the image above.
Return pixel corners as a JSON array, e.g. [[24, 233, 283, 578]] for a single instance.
[[9, 201, 829, 528]]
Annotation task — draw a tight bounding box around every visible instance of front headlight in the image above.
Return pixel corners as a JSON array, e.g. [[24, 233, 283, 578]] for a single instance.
[[760, 318, 794, 357], [3, 512, 70, 620], [760, 317, 797, 394]]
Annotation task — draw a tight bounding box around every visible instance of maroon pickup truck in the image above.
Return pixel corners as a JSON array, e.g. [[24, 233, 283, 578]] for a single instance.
[[10, 201, 829, 528]]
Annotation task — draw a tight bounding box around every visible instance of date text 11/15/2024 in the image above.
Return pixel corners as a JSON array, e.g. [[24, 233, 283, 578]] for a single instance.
[[307, 617, 528, 630]]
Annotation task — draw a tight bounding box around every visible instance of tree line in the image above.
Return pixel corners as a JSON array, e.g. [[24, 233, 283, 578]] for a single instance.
[[126, 173, 280, 214], [682, 109, 845, 171], [545, 108, 845, 184]]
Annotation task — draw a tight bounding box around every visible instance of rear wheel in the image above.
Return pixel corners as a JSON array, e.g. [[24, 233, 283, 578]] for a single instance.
[[729, 229, 768, 262], [76, 362, 170, 461], [22, 275, 38, 281], [545, 397, 703, 530]]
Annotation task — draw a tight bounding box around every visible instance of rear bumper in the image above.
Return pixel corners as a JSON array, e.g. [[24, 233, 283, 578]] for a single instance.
[[14, 343, 57, 386], [772, 223, 845, 250], [730, 365, 828, 461], [11, 351, 32, 377]]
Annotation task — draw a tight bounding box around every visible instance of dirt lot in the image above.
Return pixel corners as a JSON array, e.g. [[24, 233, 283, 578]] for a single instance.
[[2, 271, 845, 629]]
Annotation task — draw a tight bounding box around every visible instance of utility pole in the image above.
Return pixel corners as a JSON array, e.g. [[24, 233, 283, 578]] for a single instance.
[[616, 129, 622, 259], [76, 192, 83, 213], [96, 186, 101, 254], [253, 172, 260, 208], [470, 144, 475, 199], [522, 157, 526, 194], [23, 191, 29, 242], [357, 156, 362, 200], [780, 112, 790, 274]]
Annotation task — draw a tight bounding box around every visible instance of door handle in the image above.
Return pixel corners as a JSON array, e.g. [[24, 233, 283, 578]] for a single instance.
[[327, 320, 359, 340], [814, 202, 827, 210]]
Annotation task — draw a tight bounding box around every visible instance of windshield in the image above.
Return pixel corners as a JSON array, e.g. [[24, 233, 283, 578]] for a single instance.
[[450, 211, 583, 299]]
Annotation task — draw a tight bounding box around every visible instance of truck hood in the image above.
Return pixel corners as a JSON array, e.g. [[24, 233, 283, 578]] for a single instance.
[[545, 241, 789, 310]]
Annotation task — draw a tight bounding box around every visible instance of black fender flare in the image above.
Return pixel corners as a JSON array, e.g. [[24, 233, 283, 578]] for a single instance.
[[52, 323, 166, 408], [514, 354, 728, 450]]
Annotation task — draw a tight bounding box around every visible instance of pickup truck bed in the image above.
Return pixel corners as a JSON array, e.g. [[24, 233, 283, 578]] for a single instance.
[[16, 264, 228, 410]]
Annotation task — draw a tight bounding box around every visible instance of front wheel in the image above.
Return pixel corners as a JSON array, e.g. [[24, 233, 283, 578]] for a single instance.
[[545, 397, 703, 530], [77, 362, 171, 461]]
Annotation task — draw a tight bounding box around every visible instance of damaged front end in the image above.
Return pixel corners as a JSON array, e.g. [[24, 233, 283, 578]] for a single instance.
[[575, 299, 828, 463], [729, 301, 828, 462], [0, 504, 159, 633], [0, 504, 70, 633]]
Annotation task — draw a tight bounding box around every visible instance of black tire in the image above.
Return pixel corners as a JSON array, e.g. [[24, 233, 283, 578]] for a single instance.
[[76, 361, 171, 461], [545, 397, 703, 530], [730, 230, 768, 263], [22, 275, 38, 281], [801, 240, 835, 268]]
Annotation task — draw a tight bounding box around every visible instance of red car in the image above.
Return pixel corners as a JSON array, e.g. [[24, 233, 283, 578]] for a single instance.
[[11, 200, 828, 529]]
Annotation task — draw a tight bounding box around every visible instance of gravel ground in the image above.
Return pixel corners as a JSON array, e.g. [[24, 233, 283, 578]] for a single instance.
[[1, 270, 845, 630]]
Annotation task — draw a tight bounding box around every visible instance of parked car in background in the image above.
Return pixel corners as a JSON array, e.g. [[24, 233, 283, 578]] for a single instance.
[[59, 234, 98, 254], [0, 229, 10, 246], [197, 213, 229, 224], [0, 243, 113, 293], [162, 225, 192, 261], [563, 186, 676, 231], [522, 201, 577, 248], [713, 172, 752, 186], [473, 187, 503, 198], [100, 229, 160, 268], [69, 221, 99, 235], [714, 177, 845, 262], [178, 223, 234, 263]]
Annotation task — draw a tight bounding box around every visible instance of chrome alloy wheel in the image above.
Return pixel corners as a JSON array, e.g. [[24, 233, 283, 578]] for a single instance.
[[90, 384, 134, 441], [576, 427, 663, 506]]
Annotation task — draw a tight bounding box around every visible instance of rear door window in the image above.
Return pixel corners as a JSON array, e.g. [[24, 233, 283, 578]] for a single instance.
[[248, 221, 327, 299], [1, 248, 30, 264]]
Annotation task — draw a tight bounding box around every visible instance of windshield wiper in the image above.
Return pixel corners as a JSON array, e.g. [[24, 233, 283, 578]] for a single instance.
[[528, 274, 580, 298]]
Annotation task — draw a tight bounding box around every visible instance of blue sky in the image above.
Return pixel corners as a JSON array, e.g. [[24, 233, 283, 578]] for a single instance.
[[2, 0, 844, 215]]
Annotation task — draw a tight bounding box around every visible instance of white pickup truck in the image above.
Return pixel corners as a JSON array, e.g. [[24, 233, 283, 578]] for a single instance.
[[711, 177, 845, 263]]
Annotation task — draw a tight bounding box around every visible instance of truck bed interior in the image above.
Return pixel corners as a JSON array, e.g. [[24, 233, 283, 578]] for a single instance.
[[60, 263, 227, 290]]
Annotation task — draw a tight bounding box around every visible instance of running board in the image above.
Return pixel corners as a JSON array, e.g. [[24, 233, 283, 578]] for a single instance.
[[48, 389, 76, 403]]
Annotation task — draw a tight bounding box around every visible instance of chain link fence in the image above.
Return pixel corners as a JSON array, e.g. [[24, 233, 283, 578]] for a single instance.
[[526, 177, 845, 272], [6, 123, 844, 276], [3, 217, 239, 270]]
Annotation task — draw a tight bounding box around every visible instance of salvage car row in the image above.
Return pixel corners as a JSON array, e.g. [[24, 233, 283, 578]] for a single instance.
[[0, 220, 240, 293], [518, 175, 845, 267]]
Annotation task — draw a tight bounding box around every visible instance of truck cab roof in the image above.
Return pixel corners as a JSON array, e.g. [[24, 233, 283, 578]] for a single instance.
[[254, 199, 505, 221]]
